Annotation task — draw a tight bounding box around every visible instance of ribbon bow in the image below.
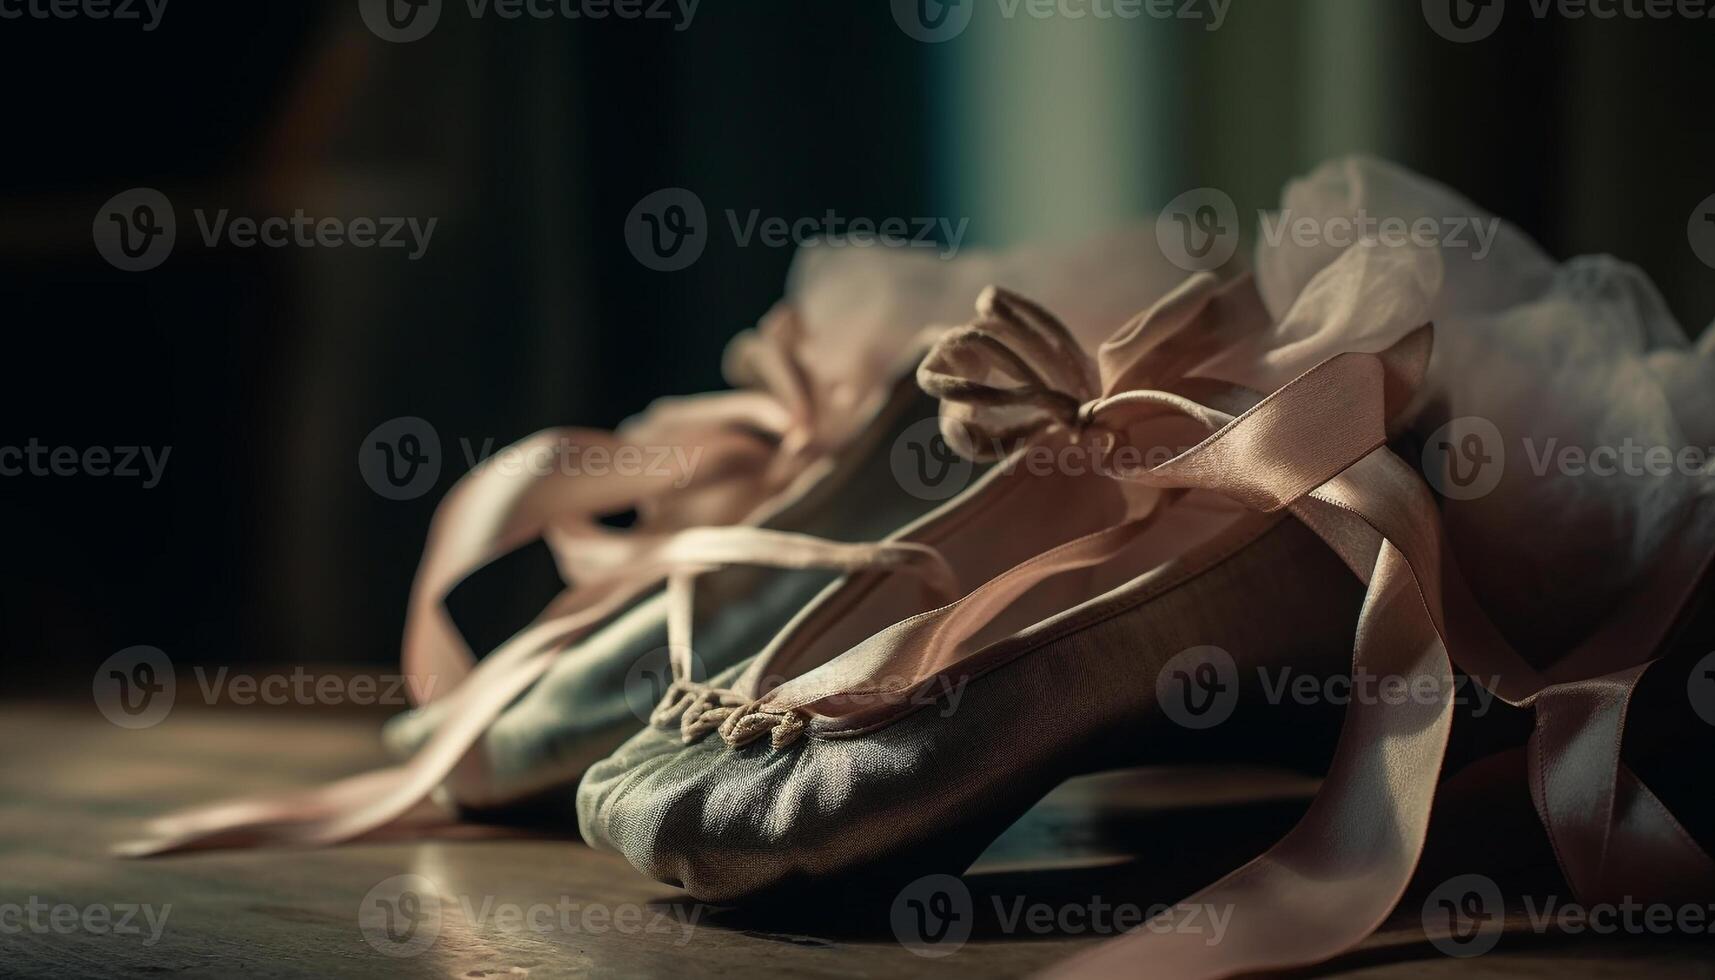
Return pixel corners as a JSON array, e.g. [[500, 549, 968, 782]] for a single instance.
[[917, 281, 1276, 465], [712, 265, 1430, 751], [704, 252, 1711, 978], [912, 269, 1714, 980], [966, 268, 1714, 976]]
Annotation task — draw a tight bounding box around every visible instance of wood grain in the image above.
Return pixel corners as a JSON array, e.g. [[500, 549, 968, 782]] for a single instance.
[[1, 702, 1709, 978]]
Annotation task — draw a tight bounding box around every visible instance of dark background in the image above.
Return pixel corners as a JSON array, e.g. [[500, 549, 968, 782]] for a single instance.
[[3, 0, 1711, 687]]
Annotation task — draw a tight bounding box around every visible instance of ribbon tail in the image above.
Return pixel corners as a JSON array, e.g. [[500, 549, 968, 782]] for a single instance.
[[115, 586, 648, 857], [1528, 662, 1715, 904], [1043, 487, 1457, 978]]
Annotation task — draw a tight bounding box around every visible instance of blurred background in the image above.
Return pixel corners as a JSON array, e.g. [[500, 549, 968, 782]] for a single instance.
[[3, 0, 1711, 688]]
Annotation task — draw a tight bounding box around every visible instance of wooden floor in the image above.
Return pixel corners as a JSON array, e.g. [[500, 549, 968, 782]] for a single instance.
[[2, 701, 1711, 979]]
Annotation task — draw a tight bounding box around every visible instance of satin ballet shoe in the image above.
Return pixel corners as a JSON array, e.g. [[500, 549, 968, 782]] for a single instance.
[[1053, 163, 1715, 979], [381, 373, 958, 812], [120, 229, 1186, 855], [372, 227, 1197, 818], [579, 510, 1367, 901], [578, 241, 1443, 902]]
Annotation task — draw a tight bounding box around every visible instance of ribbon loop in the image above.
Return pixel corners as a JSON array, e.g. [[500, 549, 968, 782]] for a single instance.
[[911, 263, 1715, 977], [1004, 271, 1715, 977]]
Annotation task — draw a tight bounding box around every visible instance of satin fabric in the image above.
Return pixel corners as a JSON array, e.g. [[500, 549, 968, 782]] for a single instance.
[[578, 512, 1364, 901], [900, 267, 1713, 978], [713, 243, 1437, 742], [118, 226, 1199, 857], [893, 260, 1714, 976], [610, 238, 1712, 975]]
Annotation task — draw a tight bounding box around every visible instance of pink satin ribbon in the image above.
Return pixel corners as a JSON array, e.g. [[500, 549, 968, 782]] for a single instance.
[[119, 306, 952, 856], [894, 276, 1713, 977]]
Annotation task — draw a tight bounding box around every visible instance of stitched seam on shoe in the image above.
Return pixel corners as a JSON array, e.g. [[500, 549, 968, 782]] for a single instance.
[[804, 511, 1293, 740], [791, 485, 1184, 663], [846, 511, 1280, 697], [763, 453, 1053, 682]]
